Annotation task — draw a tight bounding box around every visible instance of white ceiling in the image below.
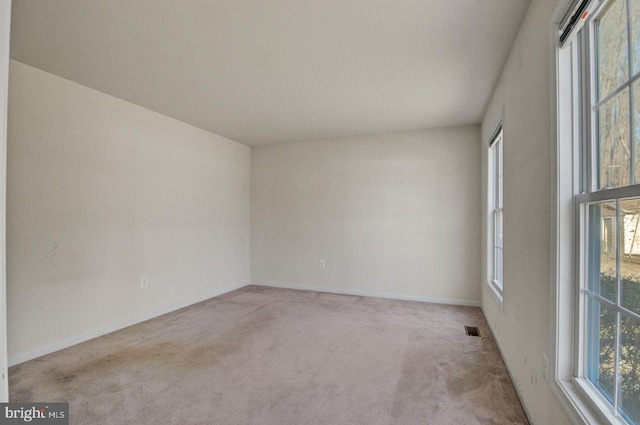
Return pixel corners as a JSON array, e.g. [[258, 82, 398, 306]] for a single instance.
[[10, 0, 530, 146]]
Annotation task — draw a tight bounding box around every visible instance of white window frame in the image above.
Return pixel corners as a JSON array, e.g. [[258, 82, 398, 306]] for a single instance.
[[552, 0, 640, 424], [487, 126, 504, 305]]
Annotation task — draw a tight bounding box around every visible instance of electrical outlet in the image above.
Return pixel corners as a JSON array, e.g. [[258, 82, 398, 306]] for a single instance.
[[319, 260, 326, 269], [542, 353, 549, 382], [140, 276, 148, 288]]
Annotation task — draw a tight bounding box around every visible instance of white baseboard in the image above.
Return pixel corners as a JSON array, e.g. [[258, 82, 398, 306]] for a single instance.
[[8, 282, 249, 366], [9, 282, 480, 366], [481, 305, 536, 425], [253, 281, 481, 307]]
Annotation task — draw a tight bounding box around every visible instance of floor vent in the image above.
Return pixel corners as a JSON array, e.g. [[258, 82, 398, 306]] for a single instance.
[[464, 326, 481, 337]]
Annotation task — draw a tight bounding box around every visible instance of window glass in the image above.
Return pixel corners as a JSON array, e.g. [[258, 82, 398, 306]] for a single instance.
[[620, 315, 640, 423], [495, 209, 503, 284], [599, 88, 631, 188], [497, 138, 503, 208], [634, 80, 640, 183], [588, 202, 617, 301], [586, 198, 640, 425], [586, 298, 616, 401], [597, 0, 629, 100], [631, 0, 640, 74], [620, 198, 640, 315]]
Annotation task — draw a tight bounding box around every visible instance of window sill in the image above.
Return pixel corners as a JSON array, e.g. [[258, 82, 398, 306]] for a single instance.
[[552, 376, 631, 425]]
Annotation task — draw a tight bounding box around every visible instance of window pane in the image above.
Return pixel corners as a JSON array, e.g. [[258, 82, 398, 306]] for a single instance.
[[620, 314, 640, 424], [586, 297, 617, 401], [621, 198, 640, 315], [589, 202, 617, 301], [496, 210, 503, 249], [494, 144, 500, 207], [597, 0, 629, 100], [494, 209, 503, 286], [631, 0, 640, 75], [635, 80, 640, 183], [498, 140, 503, 208], [495, 246, 503, 286], [599, 88, 631, 188]]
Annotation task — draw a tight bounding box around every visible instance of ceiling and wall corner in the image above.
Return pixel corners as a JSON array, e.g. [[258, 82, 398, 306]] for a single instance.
[[9, 0, 531, 146]]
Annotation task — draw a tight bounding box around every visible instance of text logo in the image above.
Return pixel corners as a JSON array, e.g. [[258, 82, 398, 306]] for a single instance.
[[0, 404, 68, 424]]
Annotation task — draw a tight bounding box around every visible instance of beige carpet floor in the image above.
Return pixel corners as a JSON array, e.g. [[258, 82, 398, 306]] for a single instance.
[[9, 285, 529, 424]]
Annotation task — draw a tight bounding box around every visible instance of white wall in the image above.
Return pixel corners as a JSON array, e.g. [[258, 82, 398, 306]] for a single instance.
[[7, 60, 251, 363], [251, 127, 481, 305], [0, 0, 10, 402], [480, 0, 572, 423]]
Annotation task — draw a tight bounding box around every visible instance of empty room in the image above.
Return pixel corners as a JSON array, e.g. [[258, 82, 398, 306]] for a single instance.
[[0, 0, 638, 424]]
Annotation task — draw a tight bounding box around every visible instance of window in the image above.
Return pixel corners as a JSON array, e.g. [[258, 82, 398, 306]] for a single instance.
[[488, 127, 504, 302], [554, 0, 640, 424]]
